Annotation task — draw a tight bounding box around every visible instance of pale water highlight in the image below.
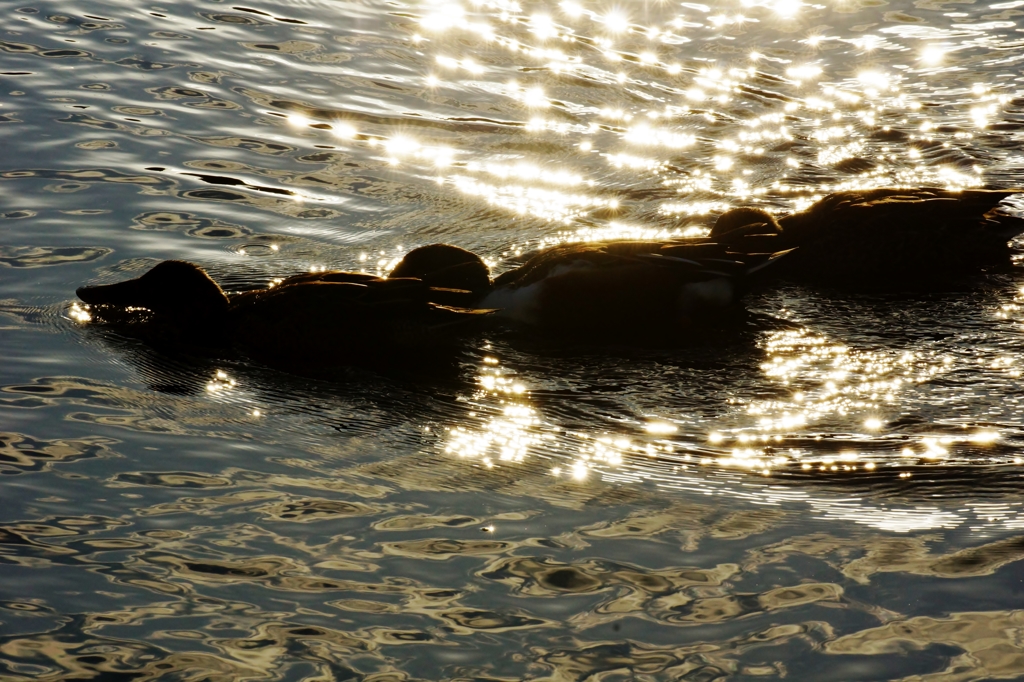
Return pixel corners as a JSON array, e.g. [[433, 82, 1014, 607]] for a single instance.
[[2, 0, 1024, 679]]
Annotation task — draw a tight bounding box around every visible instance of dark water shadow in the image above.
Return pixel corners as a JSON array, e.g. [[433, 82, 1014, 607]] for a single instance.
[[73, 318, 483, 404], [19, 292, 1024, 509]]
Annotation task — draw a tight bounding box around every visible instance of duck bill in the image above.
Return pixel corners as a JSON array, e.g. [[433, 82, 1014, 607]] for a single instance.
[[76, 277, 148, 307]]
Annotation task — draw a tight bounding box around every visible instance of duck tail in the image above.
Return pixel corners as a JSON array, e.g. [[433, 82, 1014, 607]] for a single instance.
[[426, 304, 498, 329], [744, 247, 798, 277]]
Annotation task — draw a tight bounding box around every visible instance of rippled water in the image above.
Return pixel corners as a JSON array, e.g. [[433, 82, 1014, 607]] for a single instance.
[[3, 0, 1024, 678]]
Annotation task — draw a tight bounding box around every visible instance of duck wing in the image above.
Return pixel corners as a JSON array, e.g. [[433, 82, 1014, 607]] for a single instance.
[[484, 240, 794, 333], [231, 270, 482, 308], [229, 278, 490, 364], [492, 242, 609, 288], [492, 240, 754, 288], [274, 270, 383, 287]]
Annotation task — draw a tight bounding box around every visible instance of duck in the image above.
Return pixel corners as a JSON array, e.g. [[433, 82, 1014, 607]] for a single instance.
[[75, 245, 495, 367], [480, 239, 793, 336], [709, 188, 1024, 288]]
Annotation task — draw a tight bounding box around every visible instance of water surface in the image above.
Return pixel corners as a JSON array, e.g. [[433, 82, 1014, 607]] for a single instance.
[[3, 0, 1024, 679]]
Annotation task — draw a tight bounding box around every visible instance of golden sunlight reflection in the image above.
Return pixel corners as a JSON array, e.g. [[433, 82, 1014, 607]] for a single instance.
[[386, 0, 1024, 229], [690, 327, 1021, 478], [68, 303, 92, 323], [623, 124, 696, 149], [333, 120, 358, 138], [601, 9, 629, 34], [529, 14, 558, 40], [606, 152, 665, 172], [921, 44, 945, 66], [352, 0, 1023, 229], [531, 220, 700, 250], [994, 289, 1024, 349], [442, 356, 670, 484], [206, 370, 236, 393], [436, 55, 487, 75], [558, 1, 583, 18], [519, 86, 549, 108], [419, 2, 468, 32], [659, 199, 729, 220], [366, 0, 1024, 538], [770, 0, 802, 18], [432, 340, 1023, 533], [445, 401, 542, 468], [445, 356, 546, 469], [645, 421, 678, 435], [447, 174, 613, 223], [465, 161, 585, 187], [856, 70, 893, 91], [786, 64, 823, 83]]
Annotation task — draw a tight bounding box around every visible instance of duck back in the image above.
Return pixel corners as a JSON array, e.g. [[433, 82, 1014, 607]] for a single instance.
[[774, 188, 1024, 287], [229, 279, 488, 366]]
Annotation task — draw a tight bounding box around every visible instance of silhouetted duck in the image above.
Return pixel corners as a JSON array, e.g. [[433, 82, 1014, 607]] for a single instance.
[[76, 260, 231, 348], [481, 240, 792, 335], [710, 188, 1024, 288], [76, 245, 494, 366]]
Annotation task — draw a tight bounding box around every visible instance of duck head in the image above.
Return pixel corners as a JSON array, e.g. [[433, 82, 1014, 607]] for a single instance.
[[389, 243, 492, 304], [711, 207, 782, 238], [76, 260, 230, 324]]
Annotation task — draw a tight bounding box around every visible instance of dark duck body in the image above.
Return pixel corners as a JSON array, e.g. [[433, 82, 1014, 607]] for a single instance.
[[710, 188, 1024, 288], [483, 240, 791, 337], [76, 245, 494, 367]]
